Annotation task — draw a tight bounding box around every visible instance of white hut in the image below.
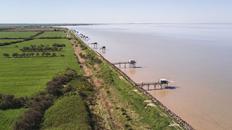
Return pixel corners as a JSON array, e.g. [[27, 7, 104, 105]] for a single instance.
[[158, 79, 169, 88], [128, 59, 136, 65]]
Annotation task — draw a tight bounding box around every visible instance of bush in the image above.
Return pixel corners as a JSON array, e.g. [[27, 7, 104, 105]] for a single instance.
[[46, 84, 63, 97], [52, 43, 66, 48], [3, 53, 10, 57], [46, 69, 77, 96], [97, 64, 115, 85], [12, 53, 19, 58], [52, 53, 57, 57], [14, 95, 53, 130], [0, 94, 27, 110], [85, 50, 102, 65]]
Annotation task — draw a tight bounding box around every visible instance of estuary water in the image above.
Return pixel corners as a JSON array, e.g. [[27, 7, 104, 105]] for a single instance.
[[70, 23, 232, 130]]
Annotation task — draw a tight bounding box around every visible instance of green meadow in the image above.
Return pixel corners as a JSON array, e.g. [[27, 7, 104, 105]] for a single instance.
[[0, 30, 81, 129], [0, 109, 26, 130], [36, 31, 66, 38], [0, 38, 79, 97], [0, 32, 37, 38]]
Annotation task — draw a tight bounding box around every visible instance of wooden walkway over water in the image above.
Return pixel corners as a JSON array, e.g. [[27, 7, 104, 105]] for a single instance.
[[113, 61, 134, 67], [136, 82, 168, 91], [113, 59, 137, 68]]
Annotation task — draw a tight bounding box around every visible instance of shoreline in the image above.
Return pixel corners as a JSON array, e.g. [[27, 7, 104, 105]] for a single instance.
[[71, 29, 194, 130]]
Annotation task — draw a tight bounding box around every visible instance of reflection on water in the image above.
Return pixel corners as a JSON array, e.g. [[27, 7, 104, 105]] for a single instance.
[[69, 24, 232, 130], [123, 68, 137, 75]]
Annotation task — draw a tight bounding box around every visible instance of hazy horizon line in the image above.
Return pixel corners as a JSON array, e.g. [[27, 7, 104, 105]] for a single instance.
[[0, 22, 232, 25]]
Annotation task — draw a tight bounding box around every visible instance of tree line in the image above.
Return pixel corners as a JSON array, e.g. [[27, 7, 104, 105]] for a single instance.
[[2, 43, 66, 58], [0, 31, 44, 46], [20, 43, 65, 52]]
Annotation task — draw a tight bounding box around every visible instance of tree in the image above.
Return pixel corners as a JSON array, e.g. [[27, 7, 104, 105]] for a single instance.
[[12, 53, 18, 58], [52, 53, 57, 57], [3, 53, 10, 58]]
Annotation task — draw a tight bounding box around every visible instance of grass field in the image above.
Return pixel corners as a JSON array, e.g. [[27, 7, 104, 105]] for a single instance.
[[42, 94, 91, 130], [0, 30, 82, 129], [36, 31, 66, 38], [0, 32, 37, 38], [0, 39, 22, 45], [0, 39, 80, 97], [0, 108, 26, 130]]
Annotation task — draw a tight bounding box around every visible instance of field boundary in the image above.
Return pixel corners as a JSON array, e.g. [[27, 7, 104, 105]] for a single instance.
[[0, 31, 44, 46]]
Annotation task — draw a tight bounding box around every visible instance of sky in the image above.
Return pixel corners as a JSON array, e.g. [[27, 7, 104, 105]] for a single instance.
[[0, 0, 232, 23]]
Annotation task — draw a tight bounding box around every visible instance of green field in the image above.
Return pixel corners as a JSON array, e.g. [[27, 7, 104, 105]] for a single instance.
[[36, 31, 66, 38], [0, 32, 37, 38], [0, 30, 82, 129], [0, 39, 79, 97], [0, 109, 26, 130], [42, 94, 91, 130]]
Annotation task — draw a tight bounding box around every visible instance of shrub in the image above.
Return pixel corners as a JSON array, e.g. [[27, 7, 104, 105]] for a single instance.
[[12, 53, 18, 58], [14, 95, 53, 130], [52, 43, 66, 48], [3, 53, 10, 57], [36, 53, 40, 56], [52, 53, 57, 57], [97, 65, 115, 85], [0, 94, 27, 110], [46, 84, 63, 97], [46, 69, 77, 96], [85, 50, 102, 65]]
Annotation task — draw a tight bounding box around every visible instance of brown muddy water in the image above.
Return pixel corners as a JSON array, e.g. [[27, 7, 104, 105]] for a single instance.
[[69, 24, 232, 130]]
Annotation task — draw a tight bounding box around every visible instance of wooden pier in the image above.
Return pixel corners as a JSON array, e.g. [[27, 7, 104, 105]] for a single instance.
[[99, 46, 106, 53], [113, 59, 136, 68], [90, 42, 98, 49], [136, 79, 169, 91]]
